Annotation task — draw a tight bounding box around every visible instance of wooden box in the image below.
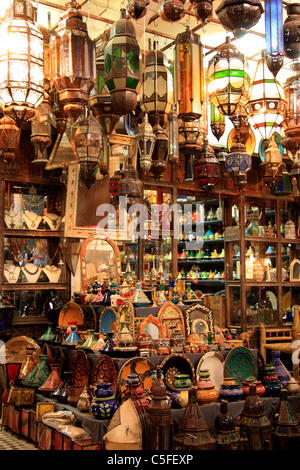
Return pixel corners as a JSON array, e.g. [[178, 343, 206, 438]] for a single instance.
[[12, 406, 21, 434], [29, 410, 37, 442], [72, 440, 101, 450], [7, 404, 14, 430], [21, 407, 33, 438], [7, 387, 35, 406], [35, 402, 55, 422], [37, 422, 53, 450], [1, 403, 9, 428], [53, 429, 63, 451]]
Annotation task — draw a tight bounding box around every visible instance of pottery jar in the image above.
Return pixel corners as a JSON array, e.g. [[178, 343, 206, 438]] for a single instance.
[[241, 376, 265, 398], [261, 364, 282, 397], [77, 385, 92, 413], [18, 347, 36, 380], [124, 373, 150, 410], [93, 382, 115, 399], [67, 385, 85, 407], [219, 378, 243, 402], [170, 387, 191, 409], [270, 350, 292, 386], [91, 383, 118, 419], [197, 369, 219, 405], [173, 374, 192, 389], [134, 333, 153, 350]]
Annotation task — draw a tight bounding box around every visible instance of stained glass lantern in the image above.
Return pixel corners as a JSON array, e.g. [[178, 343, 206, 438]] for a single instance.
[[0, 116, 21, 162], [74, 110, 105, 189], [272, 389, 300, 450], [167, 106, 179, 164], [110, 163, 124, 198], [191, 0, 213, 23], [226, 141, 252, 190], [0, 0, 44, 125], [158, 0, 186, 23], [52, 1, 96, 124], [259, 135, 283, 188], [272, 162, 292, 197], [210, 103, 226, 141], [126, 0, 149, 20], [245, 50, 286, 143], [283, 3, 300, 60], [208, 37, 250, 117], [31, 92, 52, 161], [118, 157, 143, 207], [136, 113, 156, 173], [281, 62, 300, 158], [289, 156, 300, 203], [212, 400, 241, 450], [175, 26, 204, 122], [265, 0, 284, 76], [151, 116, 168, 179], [104, 9, 142, 117], [216, 0, 264, 38], [193, 138, 220, 191], [140, 41, 173, 128]]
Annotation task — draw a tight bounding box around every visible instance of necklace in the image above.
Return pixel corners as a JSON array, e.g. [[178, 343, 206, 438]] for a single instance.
[[4, 209, 19, 229], [43, 264, 62, 283], [4, 264, 20, 282], [23, 263, 40, 275], [43, 213, 62, 229], [23, 210, 42, 229]]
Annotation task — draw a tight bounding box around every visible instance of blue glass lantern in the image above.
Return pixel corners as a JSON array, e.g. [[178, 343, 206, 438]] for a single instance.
[[265, 0, 284, 76], [226, 141, 252, 190]]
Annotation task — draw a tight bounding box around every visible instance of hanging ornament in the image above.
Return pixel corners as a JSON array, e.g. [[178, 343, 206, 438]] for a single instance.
[[210, 103, 226, 141], [281, 62, 300, 158], [104, 9, 142, 117], [118, 157, 143, 207], [226, 141, 252, 190], [283, 3, 300, 60], [192, 138, 220, 191], [31, 92, 52, 162], [167, 106, 179, 164], [0, 116, 21, 163], [158, 0, 186, 23], [52, 1, 96, 124], [272, 161, 292, 197], [259, 134, 283, 189], [126, 0, 149, 20], [191, 0, 214, 23], [215, 0, 264, 38], [136, 113, 156, 173], [208, 37, 250, 117], [151, 116, 169, 179], [264, 0, 284, 76]]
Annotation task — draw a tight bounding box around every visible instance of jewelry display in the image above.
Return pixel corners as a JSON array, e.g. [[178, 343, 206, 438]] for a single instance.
[[4, 263, 21, 283], [42, 213, 62, 230], [4, 209, 21, 229], [22, 210, 43, 230], [21, 262, 42, 283], [42, 264, 62, 283]]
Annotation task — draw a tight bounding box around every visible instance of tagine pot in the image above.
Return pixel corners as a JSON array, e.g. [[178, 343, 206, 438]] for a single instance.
[[38, 364, 63, 396], [197, 369, 219, 405], [219, 378, 243, 402], [91, 382, 118, 419], [100, 331, 116, 356], [51, 371, 73, 403], [241, 376, 265, 398], [124, 373, 150, 410], [22, 354, 50, 388]]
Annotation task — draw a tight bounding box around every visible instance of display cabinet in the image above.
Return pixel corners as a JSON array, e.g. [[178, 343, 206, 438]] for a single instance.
[[224, 194, 300, 330]]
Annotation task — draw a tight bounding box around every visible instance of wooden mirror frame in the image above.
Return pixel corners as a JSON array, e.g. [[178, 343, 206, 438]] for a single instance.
[[80, 234, 121, 292], [138, 314, 163, 338]]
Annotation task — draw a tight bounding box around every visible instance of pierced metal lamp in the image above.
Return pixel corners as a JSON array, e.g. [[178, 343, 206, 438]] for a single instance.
[[158, 0, 186, 23], [259, 134, 283, 188], [136, 113, 156, 173], [192, 138, 220, 191], [216, 0, 264, 38], [0, 116, 21, 163]]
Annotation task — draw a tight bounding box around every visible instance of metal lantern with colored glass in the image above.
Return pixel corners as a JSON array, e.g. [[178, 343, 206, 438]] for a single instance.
[[140, 41, 173, 128], [210, 103, 226, 141], [104, 9, 142, 117], [31, 92, 52, 163], [226, 140, 252, 190], [0, 0, 44, 125], [283, 3, 300, 60], [265, 0, 284, 76], [193, 138, 220, 191], [167, 106, 179, 165], [175, 26, 204, 122], [151, 116, 169, 179], [208, 37, 250, 117], [158, 0, 186, 23], [136, 113, 156, 173], [118, 157, 143, 207], [216, 0, 264, 38], [281, 62, 300, 158], [245, 50, 286, 143], [259, 134, 283, 188], [52, 1, 96, 124]]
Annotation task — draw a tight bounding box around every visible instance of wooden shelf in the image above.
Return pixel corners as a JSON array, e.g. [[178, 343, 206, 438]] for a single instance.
[[3, 229, 62, 237], [2, 283, 67, 291], [178, 258, 224, 263], [13, 315, 50, 325]]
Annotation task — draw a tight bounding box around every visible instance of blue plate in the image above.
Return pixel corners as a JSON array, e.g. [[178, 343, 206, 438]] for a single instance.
[[100, 307, 117, 337]]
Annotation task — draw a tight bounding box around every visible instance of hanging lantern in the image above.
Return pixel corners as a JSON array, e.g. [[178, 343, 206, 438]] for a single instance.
[[74, 110, 105, 189], [136, 113, 156, 173], [31, 92, 52, 162], [175, 26, 204, 122], [110, 163, 124, 198], [126, 0, 149, 20], [281, 62, 300, 158], [208, 37, 250, 117], [272, 389, 300, 450], [52, 90, 67, 137], [0, 116, 21, 162], [104, 9, 142, 117], [216, 0, 264, 38], [283, 3, 300, 60], [167, 106, 179, 164], [179, 118, 201, 180], [191, 0, 213, 23], [173, 387, 216, 450], [259, 134, 283, 188], [239, 384, 273, 450], [216, 147, 228, 177], [158, 0, 186, 23], [140, 40, 173, 128], [289, 156, 300, 203], [272, 161, 292, 196], [151, 116, 169, 179], [226, 141, 252, 190], [245, 50, 286, 143], [0, 0, 44, 125], [118, 157, 143, 207], [193, 138, 220, 191], [210, 103, 226, 141], [265, 0, 284, 76], [53, 1, 96, 124]]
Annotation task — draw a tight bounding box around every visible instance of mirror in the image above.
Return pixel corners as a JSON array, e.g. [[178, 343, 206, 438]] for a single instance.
[[139, 314, 163, 339], [80, 235, 121, 292]]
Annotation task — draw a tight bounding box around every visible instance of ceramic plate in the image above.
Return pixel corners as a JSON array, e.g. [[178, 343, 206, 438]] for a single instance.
[[58, 301, 85, 328], [92, 355, 118, 392], [70, 350, 91, 387], [117, 357, 156, 395], [160, 353, 195, 389], [99, 307, 117, 337], [224, 346, 258, 386], [196, 351, 225, 390], [0, 336, 41, 364]]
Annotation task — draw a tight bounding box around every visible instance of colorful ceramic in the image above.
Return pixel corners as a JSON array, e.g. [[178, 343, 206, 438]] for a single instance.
[[241, 376, 265, 398], [51, 371, 73, 403], [224, 346, 258, 386], [58, 301, 85, 328], [117, 357, 156, 395], [70, 350, 90, 387], [218, 377, 243, 402], [22, 355, 50, 388], [196, 369, 219, 405], [39, 324, 55, 342], [261, 364, 282, 397], [38, 364, 63, 396], [18, 347, 36, 380], [270, 350, 292, 386], [92, 354, 118, 393]]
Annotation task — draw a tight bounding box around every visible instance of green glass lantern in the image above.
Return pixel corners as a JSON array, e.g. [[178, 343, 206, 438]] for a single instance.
[[210, 103, 226, 141], [104, 9, 142, 117], [208, 37, 250, 117]]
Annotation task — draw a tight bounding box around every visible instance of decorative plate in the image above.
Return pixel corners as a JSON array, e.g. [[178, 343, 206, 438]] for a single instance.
[[116, 301, 135, 337], [196, 351, 225, 390], [224, 346, 258, 386], [58, 301, 85, 328], [227, 127, 256, 156], [83, 305, 97, 331], [164, 366, 180, 390], [70, 349, 91, 387], [0, 336, 41, 364], [92, 355, 118, 392], [117, 357, 156, 395], [99, 307, 117, 337], [157, 301, 186, 338], [160, 353, 196, 389]]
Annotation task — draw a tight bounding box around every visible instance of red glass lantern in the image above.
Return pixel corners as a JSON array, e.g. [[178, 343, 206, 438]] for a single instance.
[[193, 138, 220, 191]]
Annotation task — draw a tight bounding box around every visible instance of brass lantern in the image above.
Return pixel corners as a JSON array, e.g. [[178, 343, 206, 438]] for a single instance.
[[31, 92, 52, 163], [210, 103, 226, 141], [212, 400, 241, 450], [208, 37, 250, 117], [118, 156, 143, 207], [281, 62, 300, 158], [53, 1, 96, 124], [175, 26, 204, 122], [192, 138, 220, 191], [0, 116, 21, 162], [140, 40, 173, 128], [245, 50, 286, 143], [126, 0, 149, 20], [151, 116, 169, 179], [158, 0, 186, 23], [104, 9, 142, 117], [259, 134, 283, 189], [136, 113, 156, 173], [0, 0, 44, 125], [283, 3, 300, 60], [216, 0, 264, 38], [191, 0, 214, 23]]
